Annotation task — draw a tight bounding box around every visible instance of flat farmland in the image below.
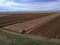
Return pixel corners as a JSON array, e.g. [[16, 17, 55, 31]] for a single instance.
[[0, 12, 60, 39], [0, 12, 53, 27]]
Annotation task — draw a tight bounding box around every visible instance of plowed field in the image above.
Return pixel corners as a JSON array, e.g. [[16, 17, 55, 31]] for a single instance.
[[0, 13, 52, 27], [0, 12, 60, 39]]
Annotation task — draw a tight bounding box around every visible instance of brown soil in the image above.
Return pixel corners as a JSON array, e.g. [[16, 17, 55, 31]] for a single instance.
[[1, 12, 60, 39], [3, 13, 55, 33], [27, 14, 60, 39], [0, 13, 53, 27]]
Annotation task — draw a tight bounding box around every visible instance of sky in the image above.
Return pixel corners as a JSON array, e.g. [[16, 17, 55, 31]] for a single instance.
[[0, 0, 60, 12]]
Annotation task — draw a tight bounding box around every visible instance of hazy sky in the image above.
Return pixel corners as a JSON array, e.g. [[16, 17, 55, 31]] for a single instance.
[[0, 0, 60, 12]]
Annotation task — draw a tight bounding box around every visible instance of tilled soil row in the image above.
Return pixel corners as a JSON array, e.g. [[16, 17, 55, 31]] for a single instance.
[[27, 14, 60, 39]]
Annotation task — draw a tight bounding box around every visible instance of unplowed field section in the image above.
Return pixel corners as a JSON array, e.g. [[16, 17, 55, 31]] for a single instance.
[[28, 14, 60, 39], [0, 15, 7, 17], [0, 13, 52, 27]]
